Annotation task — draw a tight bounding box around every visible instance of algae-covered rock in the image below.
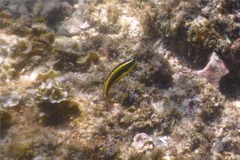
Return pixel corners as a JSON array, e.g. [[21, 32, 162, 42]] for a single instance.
[[0, 23, 55, 78], [0, 108, 12, 132], [76, 50, 100, 69], [33, 78, 80, 125], [0, 0, 240, 159], [30, 23, 55, 49], [39, 1, 73, 29], [57, 12, 86, 36], [0, 10, 13, 29], [149, 0, 240, 98], [3, 128, 64, 160], [37, 100, 80, 125], [54, 49, 100, 72], [9, 15, 32, 37]]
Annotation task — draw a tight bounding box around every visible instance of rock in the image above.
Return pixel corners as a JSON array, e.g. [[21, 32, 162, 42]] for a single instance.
[[57, 14, 85, 36], [25, 0, 42, 16], [235, 100, 240, 109], [57, 1, 88, 36], [40, 1, 73, 29], [0, 108, 12, 130], [1, 0, 29, 18], [131, 133, 154, 153], [213, 138, 224, 153], [0, 93, 22, 108]]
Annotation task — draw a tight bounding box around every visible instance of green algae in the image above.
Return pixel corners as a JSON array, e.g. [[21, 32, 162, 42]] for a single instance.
[[120, 147, 164, 160], [8, 144, 34, 160], [64, 145, 95, 160], [3, 129, 63, 160], [200, 105, 223, 124], [119, 105, 181, 135]]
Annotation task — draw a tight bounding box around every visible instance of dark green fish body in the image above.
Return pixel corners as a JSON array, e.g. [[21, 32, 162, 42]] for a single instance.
[[103, 59, 136, 99]]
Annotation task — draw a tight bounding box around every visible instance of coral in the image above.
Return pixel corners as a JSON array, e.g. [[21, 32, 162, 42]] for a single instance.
[[30, 66, 60, 82], [0, 34, 21, 83], [33, 79, 80, 125], [0, 23, 55, 80], [195, 52, 229, 85], [131, 133, 154, 153], [35, 79, 68, 104]]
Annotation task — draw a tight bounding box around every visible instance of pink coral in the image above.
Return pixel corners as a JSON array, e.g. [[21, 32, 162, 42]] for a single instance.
[[195, 52, 229, 85]]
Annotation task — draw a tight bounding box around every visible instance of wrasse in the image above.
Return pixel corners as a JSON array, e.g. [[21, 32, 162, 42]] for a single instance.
[[103, 59, 136, 100]]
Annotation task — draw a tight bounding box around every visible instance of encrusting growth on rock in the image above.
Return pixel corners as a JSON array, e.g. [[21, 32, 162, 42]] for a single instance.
[[195, 52, 229, 85]]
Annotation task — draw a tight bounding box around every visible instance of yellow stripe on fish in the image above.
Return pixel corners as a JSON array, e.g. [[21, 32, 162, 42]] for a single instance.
[[103, 59, 136, 100]]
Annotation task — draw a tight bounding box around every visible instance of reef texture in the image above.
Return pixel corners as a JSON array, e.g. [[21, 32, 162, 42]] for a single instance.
[[0, 0, 240, 160]]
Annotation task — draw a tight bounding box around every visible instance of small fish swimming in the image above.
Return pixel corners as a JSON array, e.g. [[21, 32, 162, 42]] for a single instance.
[[103, 59, 136, 100]]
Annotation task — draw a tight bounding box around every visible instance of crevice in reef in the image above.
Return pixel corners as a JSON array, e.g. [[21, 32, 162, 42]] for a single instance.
[[219, 73, 240, 99]]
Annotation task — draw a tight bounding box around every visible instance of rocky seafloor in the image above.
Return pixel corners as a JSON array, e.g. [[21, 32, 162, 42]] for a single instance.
[[0, 0, 240, 159]]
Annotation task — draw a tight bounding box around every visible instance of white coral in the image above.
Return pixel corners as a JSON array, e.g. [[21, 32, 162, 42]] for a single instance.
[[131, 133, 154, 153]]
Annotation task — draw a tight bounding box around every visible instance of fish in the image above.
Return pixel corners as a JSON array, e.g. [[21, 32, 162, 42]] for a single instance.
[[103, 59, 136, 100]]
